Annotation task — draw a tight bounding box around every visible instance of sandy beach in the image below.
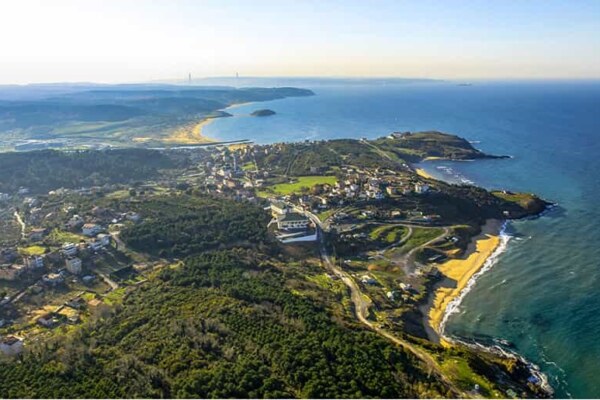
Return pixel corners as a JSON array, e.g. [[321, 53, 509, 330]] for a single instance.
[[423, 156, 446, 161], [415, 168, 434, 179], [162, 118, 218, 144], [428, 219, 503, 340]]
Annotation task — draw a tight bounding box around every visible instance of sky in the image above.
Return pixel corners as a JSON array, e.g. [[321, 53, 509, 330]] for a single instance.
[[0, 0, 599, 84]]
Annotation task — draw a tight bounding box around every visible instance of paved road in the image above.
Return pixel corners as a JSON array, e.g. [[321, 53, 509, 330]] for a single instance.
[[305, 212, 466, 397]]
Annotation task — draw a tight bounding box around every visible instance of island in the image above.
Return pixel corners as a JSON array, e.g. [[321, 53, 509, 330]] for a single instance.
[[0, 131, 552, 398], [250, 108, 276, 117]]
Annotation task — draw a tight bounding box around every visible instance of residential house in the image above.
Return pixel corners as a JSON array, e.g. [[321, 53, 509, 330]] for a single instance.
[[25, 256, 44, 269], [0, 248, 18, 264], [97, 233, 111, 246], [37, 313, 60, 328], [82, 223, 102, 237], [42, 273, 64, 286], [89, 240, 103, 252], [414, 183, 430, 194], [0, 336, 23, 356], [62, 242, 78, 257], [28, 228, 47, 242], [66, 214, 84, 229], [65, 297, 86, 310], [0, 264, 26, 281], [65, 257, 82, 275]]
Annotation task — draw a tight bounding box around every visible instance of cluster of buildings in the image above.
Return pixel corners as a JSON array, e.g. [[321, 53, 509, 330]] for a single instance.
[[1, 216, 114, 285], [0, 248, 45, 281]]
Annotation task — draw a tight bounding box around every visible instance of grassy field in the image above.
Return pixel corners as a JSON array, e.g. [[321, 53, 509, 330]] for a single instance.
[[18, 245, 46, 256], [492, 191, 539, 208], [242, 162, 257, 171], [401, 227, 444, 251], [368, 225, 407, 243], [259, 175, 337, 196], [47, 229, 84, 244]]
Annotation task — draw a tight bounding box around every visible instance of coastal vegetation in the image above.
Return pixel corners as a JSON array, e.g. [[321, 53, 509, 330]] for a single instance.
[[254, 132, 502, 177]]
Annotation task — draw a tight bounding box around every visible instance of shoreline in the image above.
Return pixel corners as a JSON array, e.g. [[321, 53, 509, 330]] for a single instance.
[[161, 101, 255, 145], [415, 168, 435, 179], [161, 117, 218, 144], [428, 219, 504, 340]]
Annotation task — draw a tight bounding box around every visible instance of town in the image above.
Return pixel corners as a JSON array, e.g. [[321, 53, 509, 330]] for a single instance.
[[0, 132, 545, 357]]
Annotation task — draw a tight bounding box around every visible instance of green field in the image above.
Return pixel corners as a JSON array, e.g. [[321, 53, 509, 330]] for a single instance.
[[492, 191, 539, 208], [242, 162, 257, 171], [259, 175, 337, 196], [19, 245, 47, 256], [368, 225, 408, 243], [47, 229, 84, 244], [401, 227, 444, 251]]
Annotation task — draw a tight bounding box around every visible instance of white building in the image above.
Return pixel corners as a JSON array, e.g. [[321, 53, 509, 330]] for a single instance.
[[82, 223, 102, 237], [89, 241, 103, 252], [270, 201, 290, 217], [43, 273, 64, 286], [65, 257, 82, 275], [276, 212, 310, 231], [66, 214, 84, 229], [414, 183, 430, 194], [0, 336, 23, 356], [26, 256, 44, 269], [97, 233, 111, 246], [0, 264, 26, 281], [62, 242, 78, 257]]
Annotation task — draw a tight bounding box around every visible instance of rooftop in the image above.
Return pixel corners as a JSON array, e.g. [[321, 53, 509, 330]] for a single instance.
[[278, 212, 309, 223]]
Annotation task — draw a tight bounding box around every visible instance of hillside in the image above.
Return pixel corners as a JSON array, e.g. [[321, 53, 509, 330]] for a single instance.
[[0, 85, 314, 150], [253, 131, 503, 176], [0, 148, 189, 194]]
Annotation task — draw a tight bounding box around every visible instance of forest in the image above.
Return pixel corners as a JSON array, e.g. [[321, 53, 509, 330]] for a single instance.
[[0, 249, 450, 398], [0, 149, 188, 194], [120, 195, 271, 257]]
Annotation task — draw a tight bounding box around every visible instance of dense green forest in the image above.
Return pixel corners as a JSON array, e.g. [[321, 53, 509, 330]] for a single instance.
[[0, 149, 187, 193], [0, 249, 449, 398], [120, 195, 271, 257]]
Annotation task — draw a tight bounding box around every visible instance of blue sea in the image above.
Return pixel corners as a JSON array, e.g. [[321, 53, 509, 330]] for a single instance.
[[204, 79, 600, 398]]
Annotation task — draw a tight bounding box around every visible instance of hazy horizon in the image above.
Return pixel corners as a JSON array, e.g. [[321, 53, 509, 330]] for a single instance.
[[1, 0, 599, 85]]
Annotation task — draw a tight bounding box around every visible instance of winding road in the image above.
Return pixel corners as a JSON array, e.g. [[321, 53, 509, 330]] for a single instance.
[[305, 212, 466, 396]]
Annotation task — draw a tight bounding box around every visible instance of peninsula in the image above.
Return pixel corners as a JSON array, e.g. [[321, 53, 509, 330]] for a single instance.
[[0, 85, 313, 151], [0, 130, 551, 398]]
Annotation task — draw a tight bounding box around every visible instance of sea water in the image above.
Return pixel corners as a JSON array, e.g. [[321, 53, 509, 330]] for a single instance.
[[204, 79, 600, 397]]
